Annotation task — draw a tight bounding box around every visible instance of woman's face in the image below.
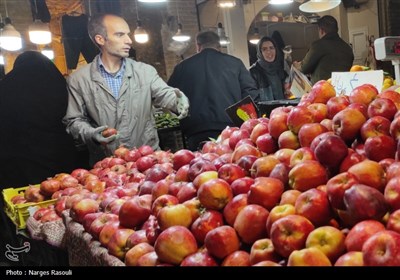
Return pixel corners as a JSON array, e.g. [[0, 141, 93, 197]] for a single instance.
[[261, 41, 276, 62]]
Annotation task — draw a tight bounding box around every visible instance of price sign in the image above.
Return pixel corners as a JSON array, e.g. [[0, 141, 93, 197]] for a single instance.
[[330, 70, 384, 95]]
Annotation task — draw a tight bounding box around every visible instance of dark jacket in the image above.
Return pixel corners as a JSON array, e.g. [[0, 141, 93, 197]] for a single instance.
[[0, 51, 87, 188], [301, 32, 354, 84], [168, 48, 259, 136]]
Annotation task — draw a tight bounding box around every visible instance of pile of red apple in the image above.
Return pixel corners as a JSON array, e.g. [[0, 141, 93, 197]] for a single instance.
[[49, 80, 400, 266]]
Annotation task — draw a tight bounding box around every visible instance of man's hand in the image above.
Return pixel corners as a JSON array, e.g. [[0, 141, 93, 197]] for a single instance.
[[92, 126, 118, 144], [175, 89, 189, 120]]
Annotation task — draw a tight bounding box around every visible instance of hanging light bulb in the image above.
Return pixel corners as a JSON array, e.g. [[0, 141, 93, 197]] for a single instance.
[[299, 0, 341, 13], [269, 0, 294, 4], [172, 3, 190, 42], [134, 21, 149, 43], [0, 0, 22, 52], [172, 23, 190, 42], [29, 0, 52, 45], [249, 0, 260, 45], [217, 0, 236, 8], [217, 22, 230, 46], [249, 27, 260, 45], [0, 18, 22, 51], [134, 1, 149, 44], [138, 0, 167, 2], [41, 47, 54, 60]]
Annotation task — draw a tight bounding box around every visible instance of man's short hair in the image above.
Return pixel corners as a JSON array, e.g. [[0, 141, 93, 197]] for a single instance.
[[317, 15, 338, 34], [196, 31, 221, 49], [88, 14, 108, 48]]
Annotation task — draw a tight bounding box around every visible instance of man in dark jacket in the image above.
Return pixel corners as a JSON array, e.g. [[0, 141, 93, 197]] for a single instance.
[[168, 31, 259, 151], [293, 15, 354, 84]]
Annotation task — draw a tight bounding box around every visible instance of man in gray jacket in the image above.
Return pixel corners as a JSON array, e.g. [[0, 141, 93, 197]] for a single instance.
[[63, 14, 189, 166], [293, 15, 354, 84]]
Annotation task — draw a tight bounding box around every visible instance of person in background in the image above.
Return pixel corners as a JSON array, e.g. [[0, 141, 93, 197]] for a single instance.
[[168, 30, 259, 151], [249, 36, 289, 101], [63, 14, 189, 166], [0, 51, 86, 265], [293, 15, 354, 84], [0, 51, 87, 188]]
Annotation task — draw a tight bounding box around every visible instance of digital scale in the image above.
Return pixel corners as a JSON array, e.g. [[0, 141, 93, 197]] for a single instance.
[[374, 36, 400, 81]]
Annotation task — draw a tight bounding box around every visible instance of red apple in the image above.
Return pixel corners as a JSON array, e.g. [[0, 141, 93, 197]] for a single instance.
[[266, 204, 296, 235], [386, 209, 400, 234], [249, 238, 280, 265], [362, 230, 400, 266], [345, 220, 386, 252], [287, 106, 314, 134], [327, 95, 350, 119], [191, 210, 224, 244], [233, 204, 269, 244], [344, 184, 389, 225], [154, 226, 198, 265], [348, 160, 386, 192], [307, 103, 328, 123], [339, 149, 366, 173], [270, 214, 314, 258], [308, 80, 336, 104], [40, 210, 61, 223], [274, 148, 295, 166], [204, 225, 240, 259], [126, 230, 148, 248], [119, 195, 152, 229], [88, 213, 119, 240], [230, 177, 254, 196], [223, 193, 248, 226], [334, 251, 364, 266], [107, 228, 135, 260], [220, 126, 239, 142], [217, 163, 245, 184], [197, 178, 233, 210], [188, 158, 217, 181], [268, 111, 289, 139], [221, 251, 251, 266], [125, 243, 155, 266], [305, 226, 346, 262], [287, 247, 332, 266], [364, 135, 396, 162], [250, 155, 280, 178], [247, 177, 284, 211], [99, 221, 121, 247], [278, 130, 300, 150], [157, 204, 192, 230], [295, 188, 332, 226], [333, 108, 366, 143], [269, 162, 291, 188], [279, 190, 301, 206], [70, 198, 99, 224], [250, 122, 269, 143], [231, 143, 262, 164], [229, 129, 250, 150], [256, 133, 278, 154], [240, 118, 260, 134], [289, 147, 316, 167], [172, 149, 195, 170], [320, 118, 333, 131], [314, 134, 349, 169], [368, 97, 397, 120], [298, 123, 328, 148], [180, 250, 218, 266], [288, 160, 328, 192], [380, 90, 400, 109], [326, 172, 358, 210], [384, 177, 400, 211], [349, 84, 379, 106]]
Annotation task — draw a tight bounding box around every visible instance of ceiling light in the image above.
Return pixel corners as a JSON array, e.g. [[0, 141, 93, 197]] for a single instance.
[[134, 21, 149, 43], [134, 1, 149, 44], [29, 0, 52, 45], [217, 22, 230, 46], [172, 24, 190, 42], [269, 0, 294, 4], [299, 0, 341, 13], [0, 18, 22, 51], [29, 19, 52, 45], [41, 48, 54, 60], [249, 27, 260, 45], [138, 0, 167, 2], [217, 1, 236, 8]]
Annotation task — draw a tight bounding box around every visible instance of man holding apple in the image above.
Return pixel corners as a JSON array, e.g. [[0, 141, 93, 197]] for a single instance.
[[63, 14, 189, 166]]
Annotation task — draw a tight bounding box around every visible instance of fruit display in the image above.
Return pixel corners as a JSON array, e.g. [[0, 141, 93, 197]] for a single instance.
[[12, 79, 400, 266]]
